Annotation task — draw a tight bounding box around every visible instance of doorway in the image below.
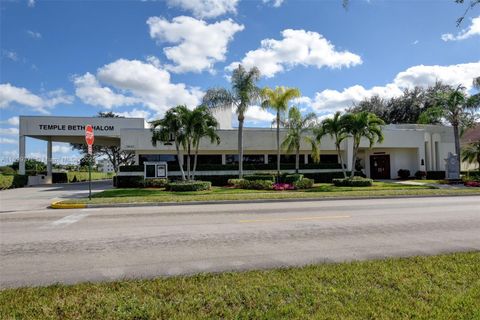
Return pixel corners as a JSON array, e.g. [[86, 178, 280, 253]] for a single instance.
[[370, 154, 391, 179]]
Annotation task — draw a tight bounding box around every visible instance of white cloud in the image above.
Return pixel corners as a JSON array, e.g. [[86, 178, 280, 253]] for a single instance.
[[262, 0, 284, 7], [27, 0, 35, 7], [0, 127, 19, 135], [0, 137, 17, 144], [0, 83, 73, 113], [244, 105, 275, 123], [442, 15, 480, 41], [147, 16, 244, 73], [0, 116, 19, 126], [166, 0, 239, 19], [298, 61, 480, 114], [74, 58, 203, 116], [3, 50, 18, 61], [26, 30, 42, 39], [227, 29, 362, 78], [52, 144, 71, 154]]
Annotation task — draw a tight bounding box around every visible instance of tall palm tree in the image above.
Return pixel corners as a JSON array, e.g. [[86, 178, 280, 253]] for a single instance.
[[150, 105, 187, 181], [342, 112, 385, 177], [281, 106, 319, 173], [261, 86, 301, 179], [462, 142, 480, 171], [419, 85, 479, 175], [315, 111, 349, 178], [191, 106, 220, 180], [202, 65, 261, 178]]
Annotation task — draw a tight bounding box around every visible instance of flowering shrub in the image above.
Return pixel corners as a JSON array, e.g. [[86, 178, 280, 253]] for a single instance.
[[464, 181, 480, 187], [294, 178, 314, 189], [273, 183, 295, 191]]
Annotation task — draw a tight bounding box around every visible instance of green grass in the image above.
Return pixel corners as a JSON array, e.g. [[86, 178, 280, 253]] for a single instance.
[[1, 252, 479, 319], [58, 182, 480, 205], [67, 171, 114, 182]]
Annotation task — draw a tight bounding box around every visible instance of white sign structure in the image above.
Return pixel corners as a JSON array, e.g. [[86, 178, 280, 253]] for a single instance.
[[144, 162, 168, 179]]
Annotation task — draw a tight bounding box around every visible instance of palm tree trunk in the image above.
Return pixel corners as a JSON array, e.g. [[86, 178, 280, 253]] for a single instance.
[[238, 115, 244, 178], [336, 139, 347, 178], [295, 147, 300, 174], [187, 143, 191, 181], [276, 112, 281, 182], [193, 141, 199, 181], [453, 124, 461, 176], [351, 140, 358, 178], [175, 140, 186, 181]]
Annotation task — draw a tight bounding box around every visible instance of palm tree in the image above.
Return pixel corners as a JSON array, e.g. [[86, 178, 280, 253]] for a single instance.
[[150, 105, 187, 181], [419, 85, 479, 175], [342, 112, 385, 177], [281, 106, 319, 173], [191, 106, 220, 180], [315, 111, 349, 178], [462, 142, 480, 171], [261, 86, 301, 179], [202, 65, 261, 178]]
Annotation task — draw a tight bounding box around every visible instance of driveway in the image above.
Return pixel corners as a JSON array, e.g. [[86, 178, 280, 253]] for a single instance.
[[0, 180, 113, 212], [1, 195, 478, 288]]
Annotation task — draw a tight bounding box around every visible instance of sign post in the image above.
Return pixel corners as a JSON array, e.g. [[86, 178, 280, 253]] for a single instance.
[[85, 125, 94, 200]]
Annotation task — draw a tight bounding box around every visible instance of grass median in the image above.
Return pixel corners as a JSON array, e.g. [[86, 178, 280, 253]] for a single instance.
[[57, 182, 480, 205], [1, 252, 479, 319]]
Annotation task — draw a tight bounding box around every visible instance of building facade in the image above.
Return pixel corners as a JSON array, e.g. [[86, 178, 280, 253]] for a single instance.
[[18, 115, 455, 180]]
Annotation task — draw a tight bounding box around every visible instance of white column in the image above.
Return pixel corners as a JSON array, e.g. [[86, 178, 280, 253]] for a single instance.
[[19, 135, 26, 175], [304, 153, 308, 164], [264, 153, 268, 164], [47, 138, 53, 177], [345, 138, 354, 171], [418, 143, 426, 172], [221, 154, 226, 165]]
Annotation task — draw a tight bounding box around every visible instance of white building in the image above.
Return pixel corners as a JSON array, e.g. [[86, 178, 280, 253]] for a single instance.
[[18, 113, 455, 181], [97, 158, 115, 173]]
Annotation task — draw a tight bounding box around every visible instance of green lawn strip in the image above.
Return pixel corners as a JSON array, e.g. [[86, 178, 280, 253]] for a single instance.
[[1, 252, 479, 319], [66, 171, 114, 182], [57, 182, 480, 205]]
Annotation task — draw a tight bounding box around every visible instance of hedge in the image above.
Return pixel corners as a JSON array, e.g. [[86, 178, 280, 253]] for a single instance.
[[397, 169, 411, 180], [114, 176, 145, 188], [244, 174, 275, 182], [238, 179, 273, 190], [166, 181, 211, 192], [283, 174, 304, 184], [426, 171, 446, 180], [332, 176, 373, 187], [144, 178, 168, 188], [0, 174, 28, 190], [52, 172, 68, 184], [0, 166, 16, 175], [294, 178, 314, 189]]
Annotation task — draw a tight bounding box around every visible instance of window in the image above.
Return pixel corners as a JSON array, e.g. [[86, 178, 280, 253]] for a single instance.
[[145, 164, 156, 178], [184, 155, 222, 164], [306, 154, 338, 164], [268, 155, 298, 164], [226, 154, 264, 164], [139, 154, 178, 166]]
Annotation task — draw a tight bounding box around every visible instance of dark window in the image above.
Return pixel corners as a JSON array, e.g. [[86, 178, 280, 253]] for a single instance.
[[145, 164, 156, 178], [306, 154, 338, 163], [268, 155, 296, 164], [184, 155, 222, 164], [139, 154, 178, 166], [226, 154, 264, 164]]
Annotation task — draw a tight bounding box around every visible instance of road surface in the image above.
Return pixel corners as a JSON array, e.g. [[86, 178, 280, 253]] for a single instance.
[[1, 195, 479, 288]]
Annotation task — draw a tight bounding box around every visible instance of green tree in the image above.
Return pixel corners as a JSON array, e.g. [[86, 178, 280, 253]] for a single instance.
[[342, 112, 385, 177], [10, 158, 46, 173], [71, 112, 135, 172], [315, 111, 349, 178], [202, 65, 261, 178], [191, 106, 220, 180], [150, 106, 187, 181], [261, 86, 301, 179], [462, 142, 480, 171], [281, 106, 319, 173], [419, 85, 479, 175]]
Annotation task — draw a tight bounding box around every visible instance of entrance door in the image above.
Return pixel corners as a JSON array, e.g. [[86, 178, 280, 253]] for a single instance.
[[370, 155, 390, 179]]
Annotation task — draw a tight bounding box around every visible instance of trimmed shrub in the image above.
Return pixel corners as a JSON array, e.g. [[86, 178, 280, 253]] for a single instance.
[[397, 169, 411, 180], [244, 174, 275, 182], [426, 171, 446, 180], [415, 170, 427, 180], [0, 174, 28, 190], [227, 178, 244, 187], [166, 180, 211, 192], [333, 176, 373, 187], [52, 172, 68, 184], [144, 178, 168, 188], [283, 174, 304, 184], [294, 178, 314, 189], [0, 166, 16, 175], [115, 176, 145, 188], [195, 175, 237, 186], [239, 179, 273, 190]]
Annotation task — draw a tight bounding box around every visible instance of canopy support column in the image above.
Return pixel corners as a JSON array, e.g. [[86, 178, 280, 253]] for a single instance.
[[19, 135, 26, 175]]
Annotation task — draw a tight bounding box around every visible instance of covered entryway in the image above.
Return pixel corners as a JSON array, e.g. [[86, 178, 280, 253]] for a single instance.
[[370, 154, 391, 179]]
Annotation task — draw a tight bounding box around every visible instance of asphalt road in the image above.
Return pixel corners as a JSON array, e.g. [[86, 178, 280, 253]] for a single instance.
[[1, 195, 479, 288]]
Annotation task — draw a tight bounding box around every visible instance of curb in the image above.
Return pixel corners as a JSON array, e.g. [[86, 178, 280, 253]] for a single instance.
[[50, 201, 87, 209], [50, 193, 480, 209]]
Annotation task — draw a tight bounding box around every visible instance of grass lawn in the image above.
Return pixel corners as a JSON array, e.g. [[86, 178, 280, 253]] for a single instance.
[[58, 181, 480, 205], [1, 252, 479, 319]]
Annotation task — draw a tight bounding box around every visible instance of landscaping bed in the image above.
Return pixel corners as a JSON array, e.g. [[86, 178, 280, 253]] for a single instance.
[[1, 252, 479, 319]]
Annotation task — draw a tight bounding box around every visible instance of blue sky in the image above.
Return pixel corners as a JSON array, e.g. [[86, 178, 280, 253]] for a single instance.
[[1, 0, 479, 164]]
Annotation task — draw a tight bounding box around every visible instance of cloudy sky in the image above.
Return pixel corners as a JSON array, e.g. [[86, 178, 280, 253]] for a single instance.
[[0, 0, 479, 164]]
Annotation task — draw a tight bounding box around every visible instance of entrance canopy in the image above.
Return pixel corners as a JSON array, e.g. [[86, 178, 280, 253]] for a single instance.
[[18, 116, 144, 176]]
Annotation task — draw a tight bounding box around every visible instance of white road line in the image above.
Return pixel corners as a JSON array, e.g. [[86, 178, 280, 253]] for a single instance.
[[50, 212, 90, 227]]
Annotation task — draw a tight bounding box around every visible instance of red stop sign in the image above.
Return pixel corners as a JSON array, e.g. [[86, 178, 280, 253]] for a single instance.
[[85, 125, 94, 146]]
